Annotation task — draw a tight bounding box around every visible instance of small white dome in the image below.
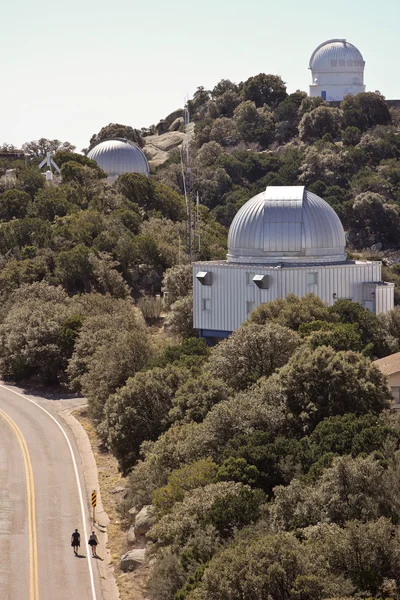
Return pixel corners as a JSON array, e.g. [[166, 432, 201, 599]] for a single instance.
[[87, 138, 150, 180], [309, 39, 365, 73], [227, 186, 346, 264]]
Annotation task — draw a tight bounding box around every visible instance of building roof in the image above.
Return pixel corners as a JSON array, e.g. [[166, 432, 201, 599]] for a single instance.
[[87, 138, 150, 178], [227, 186, 346, 265], [309, 39, 365, 73], [373, 352, 400, 376]]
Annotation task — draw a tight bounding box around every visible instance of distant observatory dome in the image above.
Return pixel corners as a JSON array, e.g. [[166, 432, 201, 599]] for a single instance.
[[309, 39, 365, 73], [309, 39, 365, 101], [87, 138, 150, 181], [227, 186, 346, 264]]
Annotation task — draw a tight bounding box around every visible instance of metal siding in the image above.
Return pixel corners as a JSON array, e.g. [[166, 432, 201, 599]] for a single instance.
[[192, 261, 392, 333]]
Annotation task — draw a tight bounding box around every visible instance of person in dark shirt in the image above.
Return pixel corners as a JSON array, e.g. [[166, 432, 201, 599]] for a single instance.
[[88, 531, 98, 557], [71, 529, 80, 555]]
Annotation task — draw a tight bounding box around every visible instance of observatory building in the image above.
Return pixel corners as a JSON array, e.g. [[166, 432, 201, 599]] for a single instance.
[[193, 186, 394, 340], [87, 138, 150, 182], [309, 39, 365, 101]]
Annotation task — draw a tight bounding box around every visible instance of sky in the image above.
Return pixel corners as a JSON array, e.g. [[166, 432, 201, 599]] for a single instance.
[[0, 0, 398, 153]]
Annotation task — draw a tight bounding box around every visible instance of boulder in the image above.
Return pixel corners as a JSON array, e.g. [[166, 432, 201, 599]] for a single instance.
[[168, 117, 184, 132], [111, 486, 125, 494], [164, 108, 184, 128], [134, 505, 155, 537], [127, 525, 136, 544], [120, 549, 146, 572], [371, 242, 383, 252]]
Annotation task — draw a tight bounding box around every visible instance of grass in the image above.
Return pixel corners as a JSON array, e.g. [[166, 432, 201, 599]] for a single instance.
[[75, 408, 149, 600]]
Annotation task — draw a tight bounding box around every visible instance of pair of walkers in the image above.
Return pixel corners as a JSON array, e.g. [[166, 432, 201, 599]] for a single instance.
[[71, 529, 98, 557]]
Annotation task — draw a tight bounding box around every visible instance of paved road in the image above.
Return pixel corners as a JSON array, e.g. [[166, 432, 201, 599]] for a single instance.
[[0, 384, 104, 600]]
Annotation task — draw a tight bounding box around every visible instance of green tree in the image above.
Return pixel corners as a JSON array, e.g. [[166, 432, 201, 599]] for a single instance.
[[341, 92, 391, 131], [242, 73, 287, 108], [0, 282, 73, 382], [162, 264, 192, 308], [277, 346, 392, 432], [165, 294, 196, 339], [104, 366, 187, 473], [209, 322, 301, 390], [299, 106, 342, 142], [170, 374, 232, 424], [87, 123, 143, 151], [0, 189, 31, 220], [249, 293, 334, 331], [22, 138, 75, 158]]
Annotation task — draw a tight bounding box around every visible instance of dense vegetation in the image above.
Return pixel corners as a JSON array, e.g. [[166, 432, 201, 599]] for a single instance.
[[2, 74, 400, 599]]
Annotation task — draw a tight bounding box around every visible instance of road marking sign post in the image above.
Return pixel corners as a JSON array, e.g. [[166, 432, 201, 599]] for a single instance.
[[92, 490, 97, 523]]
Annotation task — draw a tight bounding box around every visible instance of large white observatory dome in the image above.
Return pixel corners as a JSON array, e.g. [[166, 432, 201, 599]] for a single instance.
[[87, 138, 150, 181], [309, 39, 365, 101], [227, 186, 346, 264]]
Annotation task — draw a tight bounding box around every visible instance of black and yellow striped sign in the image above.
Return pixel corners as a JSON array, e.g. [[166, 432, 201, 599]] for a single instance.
[[91, 491, 97, 507]]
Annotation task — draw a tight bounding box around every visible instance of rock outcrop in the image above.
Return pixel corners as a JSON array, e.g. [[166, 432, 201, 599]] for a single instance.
[[120, 549, 146, 572], [134, 505, 156, 537]]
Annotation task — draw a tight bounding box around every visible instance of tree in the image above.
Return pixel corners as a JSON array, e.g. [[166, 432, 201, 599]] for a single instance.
[[276, 346, 392, 432], [0, 189, 31, 220], [67, 301, 151, 420], [347, 191, 400, 249], [152, 458, 218, 516], [30, 186, 75, 221], [162, 264, 192, 308], [329, 298, 393, 357], [116, 174, 185, 221], [341, 92, 391, 131], [0, 282, 73, 382], [22, 138, 75, 158], [249, 293, 334, 331], [234, 101, 275, 148], [209, 118, 239, 146], [170, 374, 232, 424], [88, 123, 143, 151], [165, 294, 196, 339], [103, 366, 187, 473], [55, 245, 93, 293], [242, 74, 287, 108], [149, 481, 250, 547], [209, 322, 301, 390], [299, 106, 342, 142], [342, 126, 361, 146]]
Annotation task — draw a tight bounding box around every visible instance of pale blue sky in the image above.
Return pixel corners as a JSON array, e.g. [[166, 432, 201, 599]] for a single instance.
[[1, 0, 398, 152]]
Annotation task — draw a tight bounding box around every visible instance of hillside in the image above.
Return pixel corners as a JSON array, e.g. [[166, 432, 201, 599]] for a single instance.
[[2, 73, 400, 600]]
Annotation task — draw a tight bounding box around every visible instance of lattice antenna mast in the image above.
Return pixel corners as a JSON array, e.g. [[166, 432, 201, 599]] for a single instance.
[[181, 96, 192, 260]]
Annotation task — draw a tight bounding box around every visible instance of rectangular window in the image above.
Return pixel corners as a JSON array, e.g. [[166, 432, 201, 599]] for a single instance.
[[246, 272, 256, 285], [202, 298, 211, 311], [307, 273, 317, 285], [321, 91, 327, 101], [246, 301, 256, 315], [392, 386, 400, 403]]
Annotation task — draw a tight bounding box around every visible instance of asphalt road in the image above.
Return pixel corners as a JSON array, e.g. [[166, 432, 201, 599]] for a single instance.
[[0, 384, 104, 600]]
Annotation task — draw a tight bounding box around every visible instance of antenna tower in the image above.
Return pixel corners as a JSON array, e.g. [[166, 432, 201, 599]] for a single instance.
[[180, 96, 193, 260]]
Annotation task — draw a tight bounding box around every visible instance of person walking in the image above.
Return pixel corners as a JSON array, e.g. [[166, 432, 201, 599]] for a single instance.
[[71, 529, 80, 555], [88, 531, 98, 557]]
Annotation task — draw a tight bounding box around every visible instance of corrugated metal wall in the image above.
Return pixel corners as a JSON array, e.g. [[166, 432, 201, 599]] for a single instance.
[[193, 261, 389, 331]]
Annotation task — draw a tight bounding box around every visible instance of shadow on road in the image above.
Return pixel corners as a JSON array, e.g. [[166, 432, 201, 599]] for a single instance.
[[93, 554, 104, 561], [75, 553, 86, 558]]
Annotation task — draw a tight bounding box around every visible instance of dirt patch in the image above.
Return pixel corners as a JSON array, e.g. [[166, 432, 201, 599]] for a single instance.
[[75, 409, 150, 600]]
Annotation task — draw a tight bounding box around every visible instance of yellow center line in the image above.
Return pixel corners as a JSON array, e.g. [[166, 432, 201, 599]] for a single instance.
[[0, 408, 39, 600]]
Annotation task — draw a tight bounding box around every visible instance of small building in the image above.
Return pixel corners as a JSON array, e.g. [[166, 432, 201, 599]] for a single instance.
[[193, 186, 394, 341], [87, 137, 150, 183], [309, 39, 365, 101], [373, 352, 400, 410]]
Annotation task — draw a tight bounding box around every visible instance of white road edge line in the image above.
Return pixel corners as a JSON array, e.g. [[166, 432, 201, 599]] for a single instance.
[[0, 384, 98, 600]]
